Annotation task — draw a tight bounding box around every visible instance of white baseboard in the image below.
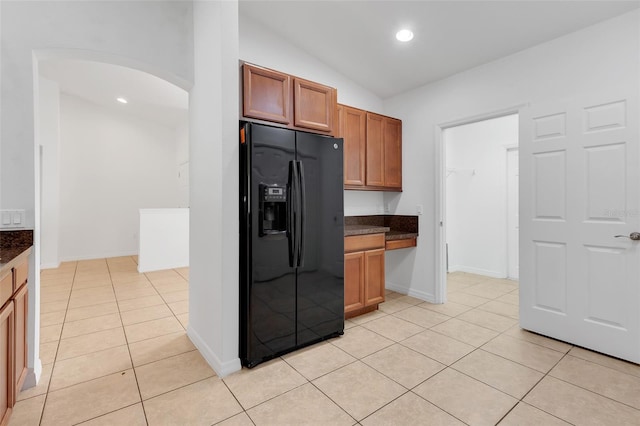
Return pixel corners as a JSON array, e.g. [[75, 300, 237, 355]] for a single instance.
[[138, 261, 189, 273], [59, 250, 138, 262], [187, 325, 241, 378], [40, 262, 61, 270], [21, 358, 42, 390], [448, 265, 506, 279], [385, 281, 436, 304]]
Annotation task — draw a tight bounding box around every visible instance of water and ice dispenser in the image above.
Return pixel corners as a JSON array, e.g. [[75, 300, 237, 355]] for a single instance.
[[259, 184, 287, 237]]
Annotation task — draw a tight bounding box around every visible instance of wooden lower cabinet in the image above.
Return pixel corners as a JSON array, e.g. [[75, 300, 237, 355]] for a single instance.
[[0, 301, 15, 426], [364, 249, 385, 306], [344, 252, 365, 312], [13, 285, 27, 396], [0, 252, 30, 426], [344, 234, 385, 317]]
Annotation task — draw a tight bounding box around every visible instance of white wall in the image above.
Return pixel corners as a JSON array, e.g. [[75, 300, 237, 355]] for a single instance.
[[383, 10, 639, 302], [239, 12, 387, 215], [38, 77, 61, 269], [445, 114, 518, 278], [175, 120, 189, 207], [1, 0, 193, 223], [0, 0, 194, 385], [58, 94, 181, 261], [188, 0, 241, 377]]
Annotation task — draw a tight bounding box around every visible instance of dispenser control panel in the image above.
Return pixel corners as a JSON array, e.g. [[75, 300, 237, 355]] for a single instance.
[[263, 186, 286, 202], [259, 184, 287, 237]]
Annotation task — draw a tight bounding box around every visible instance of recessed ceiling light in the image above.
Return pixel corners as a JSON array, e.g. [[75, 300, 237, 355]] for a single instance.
[[116, 97, 128, 104], [396, 29, 414, 42]]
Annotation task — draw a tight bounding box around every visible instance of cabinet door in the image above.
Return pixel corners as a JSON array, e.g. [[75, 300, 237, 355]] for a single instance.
[[0, 272, 11, 312], [338, 105, 366, 186], [366, 113, 385, 187], [383, 117, 402, 190], [0, 301, 14, 426], [364, 248, 385, 306], [294, 78, 335, 133], [243, 64, 291, 124], [13, 285, 27, 396], [344, 251, 365, 313]]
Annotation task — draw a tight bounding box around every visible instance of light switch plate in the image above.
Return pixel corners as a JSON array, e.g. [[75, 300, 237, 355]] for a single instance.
[[0, 209, 26, 228]]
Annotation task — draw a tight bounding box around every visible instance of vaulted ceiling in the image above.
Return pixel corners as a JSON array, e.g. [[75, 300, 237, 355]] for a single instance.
[[239, 1, 639, 99]]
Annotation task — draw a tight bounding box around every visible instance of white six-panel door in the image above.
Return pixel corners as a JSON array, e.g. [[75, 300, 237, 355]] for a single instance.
[[520, 90, 640, 363]]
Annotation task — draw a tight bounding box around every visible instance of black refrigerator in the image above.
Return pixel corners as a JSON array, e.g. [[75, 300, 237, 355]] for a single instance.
[[239, 121, 345, 368]]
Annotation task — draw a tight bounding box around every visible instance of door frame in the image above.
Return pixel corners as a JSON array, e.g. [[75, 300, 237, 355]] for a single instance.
[[505, 146, 519, 280], [434, 104, 527, 303]]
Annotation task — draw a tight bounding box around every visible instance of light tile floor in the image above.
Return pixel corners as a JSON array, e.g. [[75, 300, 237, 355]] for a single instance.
[[9, 261, 640, 425]]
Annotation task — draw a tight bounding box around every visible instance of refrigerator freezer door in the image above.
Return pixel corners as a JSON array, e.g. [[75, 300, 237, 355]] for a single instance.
[[295, 132, 345, 347], [242, 124, 297, 366]]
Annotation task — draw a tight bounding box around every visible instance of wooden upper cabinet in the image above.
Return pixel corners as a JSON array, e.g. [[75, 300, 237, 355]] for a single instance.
[[241, 62, 338, 136], [243, 63, 291, 125], [383, 116, 402, 189], [337, 105, 366, 187], [366, 113, 385, 187], [294, 78, 335, 133]]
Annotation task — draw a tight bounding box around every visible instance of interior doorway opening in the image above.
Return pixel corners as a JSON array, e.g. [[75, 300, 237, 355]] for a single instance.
[[36, 59, 189, 268], [441, 113, 519, 300]]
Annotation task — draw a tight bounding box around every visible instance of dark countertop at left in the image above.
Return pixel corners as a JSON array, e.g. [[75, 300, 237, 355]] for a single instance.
[[0, 229, 34, 274]]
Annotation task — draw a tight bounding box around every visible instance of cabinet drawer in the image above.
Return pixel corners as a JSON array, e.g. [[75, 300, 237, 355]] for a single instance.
[[344, 233, 385, 253], [0, 272, 11, 309], [385, 237, 417, 251], [13, 262, 28, 291]]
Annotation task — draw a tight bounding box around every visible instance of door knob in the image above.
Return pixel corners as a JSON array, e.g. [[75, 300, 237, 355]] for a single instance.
[[614, 232, 640, 241]]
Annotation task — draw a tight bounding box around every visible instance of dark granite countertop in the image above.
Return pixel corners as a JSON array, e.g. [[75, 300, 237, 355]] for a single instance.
[[344, 225, 390, 236], [0, 229, 34, 274], [344, 215, 418, 240], [385, 231, 418, 241]]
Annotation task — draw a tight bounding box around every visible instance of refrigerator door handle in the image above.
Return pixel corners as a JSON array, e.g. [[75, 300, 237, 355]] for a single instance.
[[287, 161, 297, 268], [296, 161, 305, 267]]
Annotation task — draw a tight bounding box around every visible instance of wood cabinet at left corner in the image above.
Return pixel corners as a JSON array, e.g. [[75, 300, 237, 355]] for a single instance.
[[0, 255, 29, 426], [242, 63, 337, 135], [13, 283, 27, 397], [0, 298, 14, 426]]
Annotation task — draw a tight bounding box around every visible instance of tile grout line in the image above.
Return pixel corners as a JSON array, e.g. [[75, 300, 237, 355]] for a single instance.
[[106, 256, 150, 426], [494, 350, 574, 425], [27, 267, 638, 425], [217, 377, 256, 425], [38, 260, 79, 425], [541, 362, 640, 413], [143, 270, 189, 332]]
